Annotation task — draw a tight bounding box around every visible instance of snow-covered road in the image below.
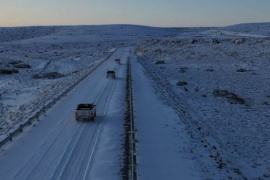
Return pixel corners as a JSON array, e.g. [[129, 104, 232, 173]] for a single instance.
[[0, 48, 130, 180]]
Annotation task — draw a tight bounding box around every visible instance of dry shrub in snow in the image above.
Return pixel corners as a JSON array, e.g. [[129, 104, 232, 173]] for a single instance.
[[190, 39, 198, 44], [233, 38, 246, 44], [9, 61, 22, 65], [0, 69, 19, 74], [205, 68, 215, 72], [32, 72, 65, 79], [236, 68, 248, 72], [213, 89, 245, 104], [155, 60, 166, 64], [13, 63, 31, 68], [211, 39, 220, 44], [179, 67, 188, 73], [177, 81, 188, 86]]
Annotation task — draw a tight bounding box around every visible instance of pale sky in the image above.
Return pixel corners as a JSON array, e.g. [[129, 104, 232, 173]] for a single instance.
[[1, 0, 270, 27]]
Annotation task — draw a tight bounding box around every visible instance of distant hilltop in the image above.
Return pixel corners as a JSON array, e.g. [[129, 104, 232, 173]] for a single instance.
[[221, 22, 270, 36], [0, 22, 269, 43]]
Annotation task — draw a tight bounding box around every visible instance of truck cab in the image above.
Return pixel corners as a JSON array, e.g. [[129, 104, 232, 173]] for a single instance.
[[106, 70, 116, 79], [115, 59, 121, 64]]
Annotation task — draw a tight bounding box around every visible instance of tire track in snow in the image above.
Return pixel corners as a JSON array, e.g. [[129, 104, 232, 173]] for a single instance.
[[82, 72, 117, 180], [12, 116, 81, 180], [17, 76, 111, 180], [52, 75, 117, 180], [51, 82, 111, 180]]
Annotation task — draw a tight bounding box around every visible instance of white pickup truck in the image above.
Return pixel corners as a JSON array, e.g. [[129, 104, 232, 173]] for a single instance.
[[75, 103, 96, 121]]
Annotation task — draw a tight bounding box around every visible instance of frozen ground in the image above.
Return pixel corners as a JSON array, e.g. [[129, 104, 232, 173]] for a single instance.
[[0, 23, 270, 179], [136, 23, 270, 179], [0, 27, 114, 141]]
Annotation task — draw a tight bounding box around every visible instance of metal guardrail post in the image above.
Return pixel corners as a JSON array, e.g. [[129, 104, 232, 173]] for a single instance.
[[127, 57, 137, 180]]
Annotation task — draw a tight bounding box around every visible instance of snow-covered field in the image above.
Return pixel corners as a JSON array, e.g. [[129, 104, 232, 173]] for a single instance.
[[0, 26, 115, 141], [135, 23, 270, 179], [0, 23, 270, 179]]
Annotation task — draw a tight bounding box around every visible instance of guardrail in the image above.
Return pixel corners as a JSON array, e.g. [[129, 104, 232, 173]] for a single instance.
[[0, 51, 115, 148], [126, 57, 137, 180]]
